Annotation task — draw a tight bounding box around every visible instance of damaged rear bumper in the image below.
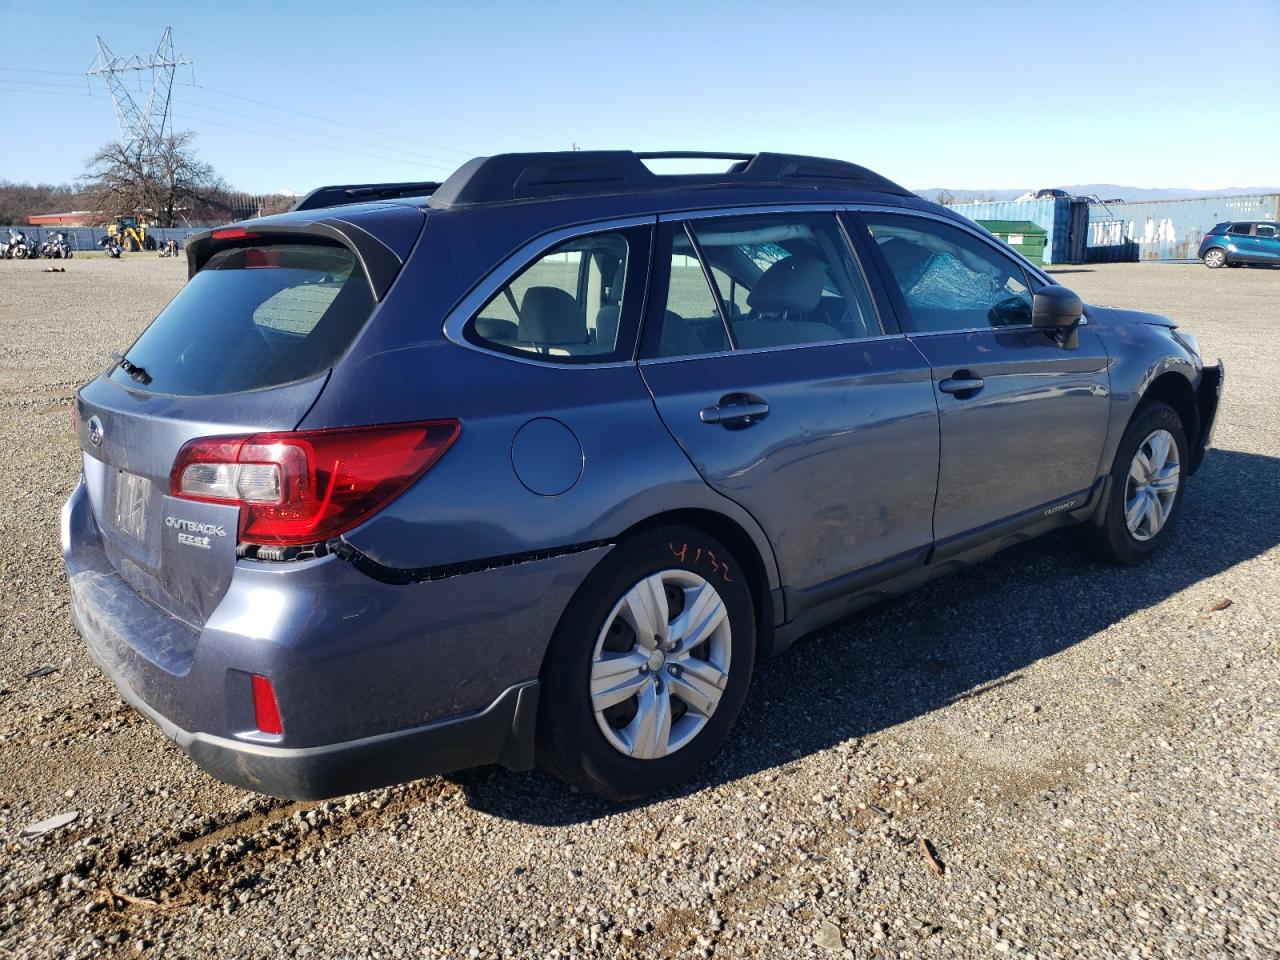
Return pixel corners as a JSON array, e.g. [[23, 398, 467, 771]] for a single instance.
[[61, 480, 608, 798]]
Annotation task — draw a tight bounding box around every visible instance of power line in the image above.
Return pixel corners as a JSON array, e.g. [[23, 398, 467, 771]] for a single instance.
[[176, 84, 471, 164], [170, 110, 451, 172], [0, 84, 103, 100], [0, 77, 91, 89], [0, 66, 87, 77], [173, 100, 460, 169]]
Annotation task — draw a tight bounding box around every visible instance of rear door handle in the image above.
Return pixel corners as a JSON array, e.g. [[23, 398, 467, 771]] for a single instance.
[[700, 393, 770, 428], [938, 374, 985, 397]]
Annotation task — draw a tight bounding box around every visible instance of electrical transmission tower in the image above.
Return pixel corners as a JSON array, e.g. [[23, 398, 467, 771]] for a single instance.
[[87, 27, 191, 156]]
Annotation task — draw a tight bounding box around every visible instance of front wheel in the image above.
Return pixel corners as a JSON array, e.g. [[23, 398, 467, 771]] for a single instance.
[[1090, 401, 1188, 565], [537, 526, 756, 800], [1202, 248, 1227, 268]]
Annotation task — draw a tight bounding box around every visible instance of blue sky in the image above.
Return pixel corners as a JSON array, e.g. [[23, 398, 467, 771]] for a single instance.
[[1, 0, 1277, 195]]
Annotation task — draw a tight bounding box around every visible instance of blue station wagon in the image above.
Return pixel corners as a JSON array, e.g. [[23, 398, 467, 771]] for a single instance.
[[63, 152, 1223, 800]]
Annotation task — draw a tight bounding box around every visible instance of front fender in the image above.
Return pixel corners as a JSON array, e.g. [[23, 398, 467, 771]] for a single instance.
[[1092, 316, 1204, 477]]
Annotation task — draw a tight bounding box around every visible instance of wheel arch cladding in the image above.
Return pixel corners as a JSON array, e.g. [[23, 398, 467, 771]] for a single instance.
[[1139, 372, 1200, 451]]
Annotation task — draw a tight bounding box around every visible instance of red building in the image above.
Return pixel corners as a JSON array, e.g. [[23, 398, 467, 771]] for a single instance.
[[27, 211, 99, 227]]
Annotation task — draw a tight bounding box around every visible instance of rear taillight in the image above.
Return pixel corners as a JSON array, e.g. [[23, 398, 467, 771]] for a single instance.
[[170, 420, 460, 546]]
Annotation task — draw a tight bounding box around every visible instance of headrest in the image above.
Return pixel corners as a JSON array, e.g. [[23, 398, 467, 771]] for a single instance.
[[519, 286, 586, 345], [876, 237, 931, 284], [746, 255, 827, 314]]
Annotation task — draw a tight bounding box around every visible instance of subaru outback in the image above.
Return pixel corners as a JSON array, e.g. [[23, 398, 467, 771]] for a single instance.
[[63, 151, 1223, 801]]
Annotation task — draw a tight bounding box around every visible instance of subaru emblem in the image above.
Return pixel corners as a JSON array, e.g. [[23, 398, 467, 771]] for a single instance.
[[87, 416, 104, 447]]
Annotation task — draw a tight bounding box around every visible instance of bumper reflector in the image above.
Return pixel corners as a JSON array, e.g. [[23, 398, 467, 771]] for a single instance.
[[251, 674, 284, 735]]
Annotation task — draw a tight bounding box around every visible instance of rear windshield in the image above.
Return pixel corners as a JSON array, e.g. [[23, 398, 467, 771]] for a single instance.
[[110, 243, 373, 395]]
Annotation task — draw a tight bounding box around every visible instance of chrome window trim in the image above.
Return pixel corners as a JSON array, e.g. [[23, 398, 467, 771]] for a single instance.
[[441, 214, 656, 369]]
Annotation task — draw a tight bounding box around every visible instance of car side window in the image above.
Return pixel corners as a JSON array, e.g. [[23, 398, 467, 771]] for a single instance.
[[1256, 224, 1276, 239], [653, 229, 731, 358], [649, 212, 882, 358], [1227, 223, 1253, 236], [862, 213, 1034, 333], [466, 229, 639, 362]]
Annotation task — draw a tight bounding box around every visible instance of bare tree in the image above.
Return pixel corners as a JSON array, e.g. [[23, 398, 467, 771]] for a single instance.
[[82, 131, 229, 227]]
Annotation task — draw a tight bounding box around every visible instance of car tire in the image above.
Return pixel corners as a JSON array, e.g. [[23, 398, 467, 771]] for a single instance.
[[1091, 401, 1189, 566], [537, 525, 756, 801], [1202, 248, 1227, 268]]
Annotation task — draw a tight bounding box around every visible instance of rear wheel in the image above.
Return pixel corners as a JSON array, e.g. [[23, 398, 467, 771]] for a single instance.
[[537, 526, 756, 800], [1091, 402, 1188, 565], [1202, 248, 1227, 268]]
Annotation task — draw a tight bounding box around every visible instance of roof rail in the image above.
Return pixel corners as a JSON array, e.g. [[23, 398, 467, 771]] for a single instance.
[[292, 181, 442, 212], [428, 151, 912, 208]]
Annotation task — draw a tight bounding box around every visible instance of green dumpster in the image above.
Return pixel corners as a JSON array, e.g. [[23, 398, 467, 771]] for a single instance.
[[975, 219, 1048, 266]]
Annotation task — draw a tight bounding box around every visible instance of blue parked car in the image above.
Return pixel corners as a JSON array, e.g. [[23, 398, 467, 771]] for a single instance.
[[1198, 221, 1280, 267], [63, 152, 1223, 801]]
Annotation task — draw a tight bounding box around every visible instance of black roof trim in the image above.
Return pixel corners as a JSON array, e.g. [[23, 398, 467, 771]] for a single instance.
[[292, 181, 441, 212], [428, 151, 913, 208]]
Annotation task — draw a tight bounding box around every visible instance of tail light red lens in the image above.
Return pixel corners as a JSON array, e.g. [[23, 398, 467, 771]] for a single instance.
[[251, 674, 283, 735], [170, 420, 460, 546]]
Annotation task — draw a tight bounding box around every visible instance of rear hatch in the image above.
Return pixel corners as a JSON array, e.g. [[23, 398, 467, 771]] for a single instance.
[[75, 205, 424, 629]]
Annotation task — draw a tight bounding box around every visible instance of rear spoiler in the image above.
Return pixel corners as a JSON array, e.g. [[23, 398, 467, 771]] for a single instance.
[[185, 208, 425, 302], [292, 181, 441, 212]]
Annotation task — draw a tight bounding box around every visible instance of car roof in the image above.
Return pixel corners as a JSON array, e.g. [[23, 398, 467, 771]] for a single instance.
[[293, 151, 915, 214]]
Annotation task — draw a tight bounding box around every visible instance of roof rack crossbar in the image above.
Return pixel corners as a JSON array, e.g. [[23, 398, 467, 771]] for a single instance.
[[634, 151, 755, 161], [428, 151, 912, 208], [292, 181, 442, 213]]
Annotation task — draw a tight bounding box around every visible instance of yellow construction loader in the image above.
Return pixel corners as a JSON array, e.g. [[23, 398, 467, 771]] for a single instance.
[[105, 216, 158, 252]]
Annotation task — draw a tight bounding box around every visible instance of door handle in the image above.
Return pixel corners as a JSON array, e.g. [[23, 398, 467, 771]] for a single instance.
[[938, 374, 985, 397], [700, 393, 770, 427]]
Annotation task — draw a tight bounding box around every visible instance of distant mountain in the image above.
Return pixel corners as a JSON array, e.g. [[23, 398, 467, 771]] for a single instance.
[[915, 185, 1280, 204]]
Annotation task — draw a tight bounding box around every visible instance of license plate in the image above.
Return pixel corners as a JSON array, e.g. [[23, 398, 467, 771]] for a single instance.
[[114, 470, 151, 542]]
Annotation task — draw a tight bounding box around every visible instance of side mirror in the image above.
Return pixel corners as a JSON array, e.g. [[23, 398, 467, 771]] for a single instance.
[[1032, 285, 1083, 328]]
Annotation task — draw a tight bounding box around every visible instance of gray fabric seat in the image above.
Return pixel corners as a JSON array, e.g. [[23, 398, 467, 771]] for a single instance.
[[519, 286, 588, 348], [734, 255, 842, 346]]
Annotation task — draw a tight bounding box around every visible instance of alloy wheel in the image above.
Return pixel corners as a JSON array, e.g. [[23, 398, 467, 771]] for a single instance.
[[590, 569, 732, 759], [1124, 428, 1181, 541]]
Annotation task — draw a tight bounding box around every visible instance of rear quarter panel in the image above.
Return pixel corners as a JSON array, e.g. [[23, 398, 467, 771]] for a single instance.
[[301, 209, 781, 591]]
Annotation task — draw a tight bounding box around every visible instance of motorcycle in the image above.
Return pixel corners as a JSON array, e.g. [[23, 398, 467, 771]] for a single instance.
[[46, 232, 73, 259], [99, 234, 123, 259], [3, 229, 31, 259]]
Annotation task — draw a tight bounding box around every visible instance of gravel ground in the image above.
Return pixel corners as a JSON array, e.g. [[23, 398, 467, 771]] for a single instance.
[[1, 258, 1277, 959]]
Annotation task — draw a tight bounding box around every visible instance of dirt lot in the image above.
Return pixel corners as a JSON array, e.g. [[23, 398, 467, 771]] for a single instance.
[[1, 258, 1277, 959]]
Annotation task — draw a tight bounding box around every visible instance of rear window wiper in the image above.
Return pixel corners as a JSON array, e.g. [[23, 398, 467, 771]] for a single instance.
[[111, 352, 153, 385]]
